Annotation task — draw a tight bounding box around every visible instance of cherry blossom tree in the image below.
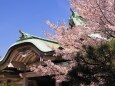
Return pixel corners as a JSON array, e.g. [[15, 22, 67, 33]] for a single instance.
[[46, 0, 115, 60], [32, 0, 115, 85], [46, 0, 115, 85]]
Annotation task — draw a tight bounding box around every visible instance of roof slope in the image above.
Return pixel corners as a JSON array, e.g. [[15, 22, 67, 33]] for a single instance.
[[0, 31, 59, 65]]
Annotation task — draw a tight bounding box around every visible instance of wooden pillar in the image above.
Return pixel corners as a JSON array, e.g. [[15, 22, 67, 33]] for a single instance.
[[23, 77, 28, 86], [56, 80, 62, 86], [6, 80, 8, 86], [3, 80, 8, 86]]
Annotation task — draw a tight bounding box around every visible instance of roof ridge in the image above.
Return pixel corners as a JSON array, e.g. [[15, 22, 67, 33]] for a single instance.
[[17, 30, 58, 44]]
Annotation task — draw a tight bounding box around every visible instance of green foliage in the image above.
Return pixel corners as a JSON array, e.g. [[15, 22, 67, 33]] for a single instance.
[[108, 38, 115, 51], [68, 39, 115, 86]]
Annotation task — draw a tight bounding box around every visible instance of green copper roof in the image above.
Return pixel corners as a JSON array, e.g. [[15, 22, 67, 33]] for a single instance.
[[69, 8, 85, 27], [11, 39, 53, 52], [0, 31, 59, 65], [17, 30, 57, 43], [9, 30, 59, 52], [18, 30, 37, 41]]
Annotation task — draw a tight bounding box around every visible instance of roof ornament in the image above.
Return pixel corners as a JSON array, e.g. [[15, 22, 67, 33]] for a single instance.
[[69, 8, 85, 28], [19, 30, 33, 40]]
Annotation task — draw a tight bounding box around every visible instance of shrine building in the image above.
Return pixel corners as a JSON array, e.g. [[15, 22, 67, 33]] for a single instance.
[[0, 31, 70, 86]]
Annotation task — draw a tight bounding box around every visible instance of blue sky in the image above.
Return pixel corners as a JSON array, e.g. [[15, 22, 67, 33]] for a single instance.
[[0, 0, 70, 57]]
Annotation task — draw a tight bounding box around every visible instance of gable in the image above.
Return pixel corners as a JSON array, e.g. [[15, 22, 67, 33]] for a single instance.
[[0, 42, 59, 71], [0, 31, 60, 71]]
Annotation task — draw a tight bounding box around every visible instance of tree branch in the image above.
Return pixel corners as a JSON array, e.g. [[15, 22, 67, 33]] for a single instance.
[[96, 0, 114, 26]]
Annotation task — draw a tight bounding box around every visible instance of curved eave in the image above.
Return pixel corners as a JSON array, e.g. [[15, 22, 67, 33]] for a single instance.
[[12, 39, 53, 52], [17, 36, 58, 44], [0, 39, 55, 66]]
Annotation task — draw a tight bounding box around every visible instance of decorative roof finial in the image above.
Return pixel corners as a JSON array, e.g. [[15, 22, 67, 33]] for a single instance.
[[19, 30, 33, 40], [69, 8, 85, 28]]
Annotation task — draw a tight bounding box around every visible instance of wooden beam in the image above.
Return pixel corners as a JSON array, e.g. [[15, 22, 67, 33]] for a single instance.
[[43, 56, 56, 61], [0, 74, 20, 80], [20, 72, 40, 78], [20, 71, 55, 78], [56, 80, 62, 86], [23, 77, 28, 86], [27, 61, 46, 66], [8, 61, 26, 71]]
